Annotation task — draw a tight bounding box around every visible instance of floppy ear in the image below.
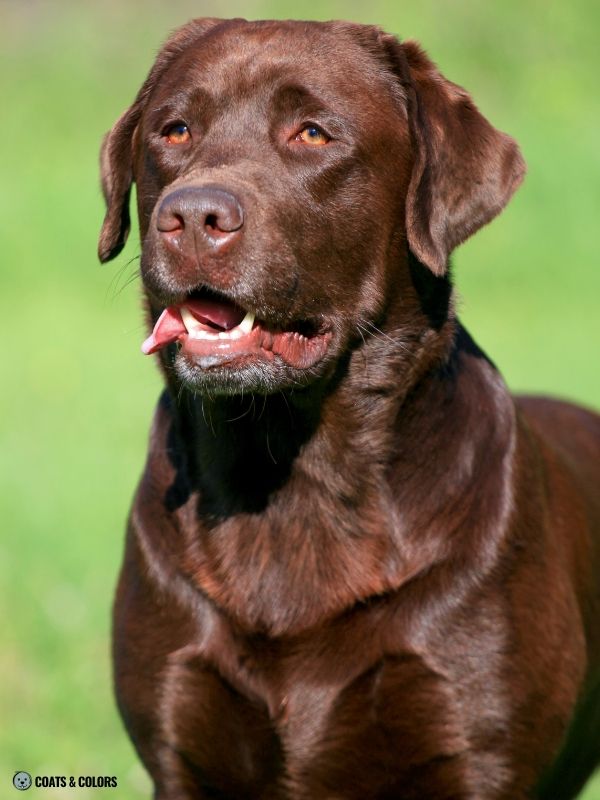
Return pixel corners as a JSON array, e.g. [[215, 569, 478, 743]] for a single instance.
[[98, 17, 223, 263], [98, 108, 138, 263], [381, 36, 526, 276]]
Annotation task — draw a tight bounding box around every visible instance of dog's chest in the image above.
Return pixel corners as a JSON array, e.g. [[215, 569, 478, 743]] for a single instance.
[[159, 614, 476, 798]]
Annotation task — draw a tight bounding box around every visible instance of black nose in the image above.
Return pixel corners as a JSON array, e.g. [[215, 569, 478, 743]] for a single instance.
[[157, 186, 244, 252]]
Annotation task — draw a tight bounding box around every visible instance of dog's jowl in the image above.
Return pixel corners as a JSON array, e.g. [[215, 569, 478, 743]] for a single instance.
[[99, 18, 600, 800]]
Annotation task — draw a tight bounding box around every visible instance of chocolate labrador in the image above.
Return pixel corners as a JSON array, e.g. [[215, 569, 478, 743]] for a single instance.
[[98, 18, 600, 800]]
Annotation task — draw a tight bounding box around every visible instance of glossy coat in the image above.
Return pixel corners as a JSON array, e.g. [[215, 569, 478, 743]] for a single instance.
[[99, 19, 600, 799]]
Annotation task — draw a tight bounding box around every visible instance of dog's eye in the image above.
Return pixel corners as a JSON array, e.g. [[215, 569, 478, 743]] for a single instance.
[[296, 125, 329, 146], [163, 123, 191, 145]]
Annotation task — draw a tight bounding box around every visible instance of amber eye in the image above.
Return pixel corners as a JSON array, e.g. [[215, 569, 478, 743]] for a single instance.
[[163, 123, 191, 145], [296, 125, 330, 146]]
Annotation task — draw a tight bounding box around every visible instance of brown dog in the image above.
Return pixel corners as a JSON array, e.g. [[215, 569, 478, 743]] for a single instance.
[[98, 18, 600, 799]]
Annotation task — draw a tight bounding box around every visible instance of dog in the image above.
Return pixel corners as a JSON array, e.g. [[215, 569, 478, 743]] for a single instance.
[[98, 18, 600, 799]]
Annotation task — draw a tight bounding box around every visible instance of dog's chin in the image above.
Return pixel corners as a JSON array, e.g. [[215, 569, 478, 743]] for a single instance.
[[171, 346, 332, 396]]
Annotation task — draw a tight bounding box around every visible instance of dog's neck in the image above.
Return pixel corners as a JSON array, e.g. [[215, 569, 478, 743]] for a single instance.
[[151, 311, 516, 635], [170, 313, 453, 519], [145, 255, 517, 635]]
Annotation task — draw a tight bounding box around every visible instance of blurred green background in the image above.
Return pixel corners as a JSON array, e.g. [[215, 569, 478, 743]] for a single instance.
[[1, 0, 599, 797]]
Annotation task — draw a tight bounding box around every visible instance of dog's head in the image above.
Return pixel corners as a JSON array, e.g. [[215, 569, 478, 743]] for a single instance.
[[99, 19, 524, 395]]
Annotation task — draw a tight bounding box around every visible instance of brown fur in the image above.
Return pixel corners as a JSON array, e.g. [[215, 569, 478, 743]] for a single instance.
[[99, 19, 600, 799]]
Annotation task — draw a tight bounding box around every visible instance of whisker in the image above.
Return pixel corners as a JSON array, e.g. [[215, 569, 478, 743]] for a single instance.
[[355, 323, 370, 376], [106, 253, 141, 302], [362, 321, 413, 354]]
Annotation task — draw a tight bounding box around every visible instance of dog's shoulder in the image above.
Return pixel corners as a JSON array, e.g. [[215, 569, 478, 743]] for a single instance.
[[516, 394, 600, 481]]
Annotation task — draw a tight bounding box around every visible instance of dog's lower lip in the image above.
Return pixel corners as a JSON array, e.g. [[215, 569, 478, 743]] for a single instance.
[[179, 322, 332, 371]]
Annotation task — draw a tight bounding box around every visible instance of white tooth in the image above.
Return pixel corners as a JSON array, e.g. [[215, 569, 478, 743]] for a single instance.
[[189, 328, 219, 340], [181, 306, 203, 332], [238, 311, 255, 334]]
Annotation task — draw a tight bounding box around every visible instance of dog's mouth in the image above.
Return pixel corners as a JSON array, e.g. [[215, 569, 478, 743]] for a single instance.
[[141, 288, 332, 371]]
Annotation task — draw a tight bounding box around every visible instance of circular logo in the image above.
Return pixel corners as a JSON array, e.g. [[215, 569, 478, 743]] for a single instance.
[[13, 772, 32, 791]]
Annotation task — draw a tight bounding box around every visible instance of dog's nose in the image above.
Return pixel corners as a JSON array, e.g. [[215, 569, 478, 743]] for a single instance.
[[157, 186, 244, 252]]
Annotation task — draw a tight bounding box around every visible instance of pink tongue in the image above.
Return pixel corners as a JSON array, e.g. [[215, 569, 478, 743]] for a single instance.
[[141, 297, 246, 355], [141, 307, 186, 354], [186, 296, 246, 331]]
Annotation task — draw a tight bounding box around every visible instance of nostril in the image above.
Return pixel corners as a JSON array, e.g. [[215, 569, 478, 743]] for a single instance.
[[205, 213, 218, 232], [203, 209, 243, 240], [158, 212, 185, 234], [171, 213, 185, 233]]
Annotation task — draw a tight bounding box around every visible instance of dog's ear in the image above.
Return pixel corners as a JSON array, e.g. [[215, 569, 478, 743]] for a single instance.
[[98, 17, 223, 263], [380, 36, 526, 276], [98, 109, 137, 263]]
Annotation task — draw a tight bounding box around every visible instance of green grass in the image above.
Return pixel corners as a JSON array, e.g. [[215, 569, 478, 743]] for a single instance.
[[1, 1, 599, 797]]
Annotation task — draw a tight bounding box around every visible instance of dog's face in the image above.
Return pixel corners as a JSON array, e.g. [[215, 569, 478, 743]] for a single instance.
[[99, 19, 525, 395]]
